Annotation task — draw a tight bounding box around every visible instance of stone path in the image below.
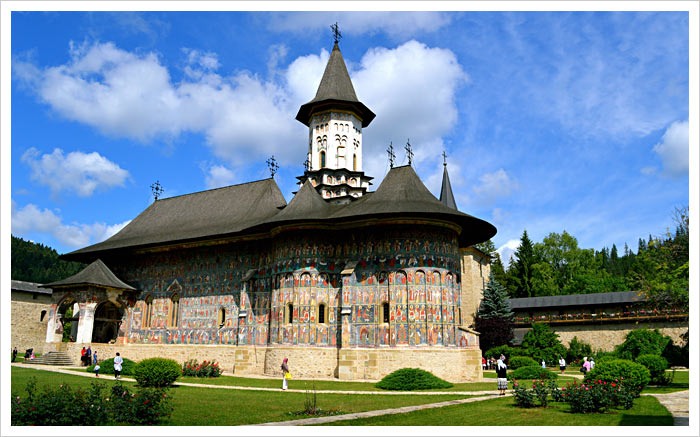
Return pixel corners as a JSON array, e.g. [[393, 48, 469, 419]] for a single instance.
[[642, 391, 690, 426], [256, 393, 509, 426]]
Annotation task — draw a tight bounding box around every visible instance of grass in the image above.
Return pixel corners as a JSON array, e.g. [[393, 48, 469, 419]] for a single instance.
[[11, 367, 472, 425], [641, 370, 689, 394], [321, 395, 674, 426], [12, 353, 42, 363]]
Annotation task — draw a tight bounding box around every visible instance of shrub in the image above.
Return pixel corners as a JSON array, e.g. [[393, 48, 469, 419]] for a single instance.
[[182, 359, 224, 377], [87, 357, 137, 376], [11, 378, 172, 426], [375, 368, 453, 391], [635, 354, 670, 385], [662, 335, 689, 368], [484, 345, 527, 362], [585, 359, 650, 396], [508, 365, 557, 381], [509, 356, 538, 370], [521, 324, 566, 364], [561, 379, 635, 413], [566, 336, 593, 363], [106, 382, 173, 425], [511, 380, 536, 408], [591, 351, 617, 364], [134, 357, 181, 387], [615, 328, 670, 360]]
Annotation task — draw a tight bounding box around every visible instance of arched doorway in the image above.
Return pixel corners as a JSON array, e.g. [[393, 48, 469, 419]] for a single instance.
[[92, 301, 124, 343], [56, 298, 79, 342]]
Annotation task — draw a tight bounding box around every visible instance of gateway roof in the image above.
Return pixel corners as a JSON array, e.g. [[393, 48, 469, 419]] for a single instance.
[[42, 259, 136, 290]]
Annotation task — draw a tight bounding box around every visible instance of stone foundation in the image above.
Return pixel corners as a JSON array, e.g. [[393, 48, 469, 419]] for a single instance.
[[47, 342, 482, 382]]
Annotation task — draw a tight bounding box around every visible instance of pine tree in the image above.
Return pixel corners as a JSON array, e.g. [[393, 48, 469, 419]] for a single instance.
[[490, 253, 508, 289], [510, 229, 536, 298], [475, 271, 514, 351]]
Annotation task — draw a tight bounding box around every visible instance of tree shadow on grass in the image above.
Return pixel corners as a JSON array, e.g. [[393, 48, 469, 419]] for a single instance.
[[617, 414, 674, 426]]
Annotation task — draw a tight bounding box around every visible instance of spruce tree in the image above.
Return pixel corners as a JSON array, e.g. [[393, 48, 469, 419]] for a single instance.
[[475, 271, 514, 351], [510, 229, 536, 298]]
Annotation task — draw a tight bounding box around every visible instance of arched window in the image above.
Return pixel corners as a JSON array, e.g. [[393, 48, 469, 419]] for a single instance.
[[40, 310, 47, 322], [381, 302, 390, 324], [320, 151, 326, 168], [353, 154, 357, 171], [287, 303, 294, 324], [318, 303, 326, 324], [334, 122, 338, 130], [218, 307, 226, 329], [143, 295, 153, 329], [170, 294, 180, 328]]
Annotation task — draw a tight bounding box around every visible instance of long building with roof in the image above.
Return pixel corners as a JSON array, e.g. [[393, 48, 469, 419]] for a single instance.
[[38, 39, 496, 382]]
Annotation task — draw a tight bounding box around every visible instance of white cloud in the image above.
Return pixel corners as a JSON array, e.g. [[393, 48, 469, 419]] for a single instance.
[[652, 120, 689, 177], [21, 147, 130, 197], [15, 40, 467, 185], [473, 168, 518, 201], [497, 239, 520, 267], [204, 164, 237, 189], [267, 12, 452, 39], [640, 166, 657, 176], [11, 200, 130, 248]]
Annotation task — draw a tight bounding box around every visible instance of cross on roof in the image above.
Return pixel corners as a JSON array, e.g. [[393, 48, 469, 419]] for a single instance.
[[442, 150, 447, 167], [331, 22, 342, 44], [387, 142, 396, 168], [405, 139, 414, 166], [266, 156, 279, 177], [150, 180, 164, 201], [303, 157, 311, 172]]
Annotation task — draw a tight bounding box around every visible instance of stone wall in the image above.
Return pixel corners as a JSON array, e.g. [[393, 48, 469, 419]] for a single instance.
[[552, 321, 689, 351], [11, 292, 53, 354], [459, 248, 490, 328]]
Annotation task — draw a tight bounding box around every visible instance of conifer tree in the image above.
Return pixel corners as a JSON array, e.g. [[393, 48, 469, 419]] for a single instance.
[[508, 229, 536, 298], [475, 271, 514, 351]]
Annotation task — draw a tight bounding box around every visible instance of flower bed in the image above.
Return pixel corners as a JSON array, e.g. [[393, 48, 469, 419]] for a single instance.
[[182, 359, 223, 378]]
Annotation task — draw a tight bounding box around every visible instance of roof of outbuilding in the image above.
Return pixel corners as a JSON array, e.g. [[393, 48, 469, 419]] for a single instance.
[[508, 291, 645, 310], [295, 42, 376, 127], [66, 178, 287, 257], [41, 259, 135, 290], [11, 280, 52, 294]]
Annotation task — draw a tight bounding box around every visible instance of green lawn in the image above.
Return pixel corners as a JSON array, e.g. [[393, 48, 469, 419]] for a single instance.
[[321, 395, 674, 426], [11, 367, 472, 425], [641, 370, 689, 394]]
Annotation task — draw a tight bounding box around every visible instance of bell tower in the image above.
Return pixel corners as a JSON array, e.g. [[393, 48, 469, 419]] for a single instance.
[[295, 25, 375, 204]]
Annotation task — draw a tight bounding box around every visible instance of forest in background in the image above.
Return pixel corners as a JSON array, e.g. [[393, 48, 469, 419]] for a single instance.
[[11, 236, 85, 284]]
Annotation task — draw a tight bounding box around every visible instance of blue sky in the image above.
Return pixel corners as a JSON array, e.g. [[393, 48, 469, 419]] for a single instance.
[[8, 10, 692, 262]]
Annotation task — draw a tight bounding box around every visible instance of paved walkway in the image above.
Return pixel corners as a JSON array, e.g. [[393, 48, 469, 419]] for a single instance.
[[642, 391, 690, 426]]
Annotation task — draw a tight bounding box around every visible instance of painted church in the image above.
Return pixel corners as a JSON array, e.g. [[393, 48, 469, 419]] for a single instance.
[[40, 39, 497, 382]]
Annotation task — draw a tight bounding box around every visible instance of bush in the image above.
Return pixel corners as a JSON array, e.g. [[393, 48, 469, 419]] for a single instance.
[[87, 357, 137, 376], [635, 354, 670, 385], [566, 336, 593, 364], [375, 368, 453, 391], [521, 324, 566, 364], [182, 359, 224, 377], [585, 359, 650, 396], [107, 382, 173, 425], [511, 380, 536, 408], [561, 379, 635, 413], [507, 365, 557, 381], [484, 345, 527, 362], [662, 337, 689, 368], [134, 358, 181, 387], [509, 356, 538, 370], [591, 351, 617, 364], [615, 329, 670, 360], [11, 378, 172, 426]]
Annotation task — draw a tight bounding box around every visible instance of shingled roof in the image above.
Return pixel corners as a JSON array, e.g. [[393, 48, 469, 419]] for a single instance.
[[66, 178, 286, 258], [264, 180, 333, 224], [12, 280, 52, 295], [508, 291, 645, 310], [439, 164, 457, 210], [296, 42, 376, 127], [42, 259, 135, 290]]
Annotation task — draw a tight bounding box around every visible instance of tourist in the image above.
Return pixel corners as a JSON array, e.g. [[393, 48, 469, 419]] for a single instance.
[[114, 352, 123, 379], [86, 346, 92, 366], [80, 347, 87, 366], [12, 347, 17, 362], [93, 350, 98, 365], [482, 356, 486, 371], [559, 356, 566, 374], [581, 356, 591, 374], [281, 357, 290, 390], [590, 357, 595, 370], [496, 356, 508, 396], [94, 363, 101, 378], [541, 359, 546, 369], [30, 351, 35, 360]]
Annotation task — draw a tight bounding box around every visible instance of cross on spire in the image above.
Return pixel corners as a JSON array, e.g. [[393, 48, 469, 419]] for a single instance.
[[150, 180, 164, 201], [442, 150, 447, 167], [303, 156, 311, 172], [266, 155, 279, 178], [405, 139, 414, 166], [387, 142, 396, 168], [330, 22, 342, 44]]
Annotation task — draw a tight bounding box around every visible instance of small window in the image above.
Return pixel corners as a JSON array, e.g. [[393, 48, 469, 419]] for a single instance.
[[381, 302, 390, 324], [320, 151, 326, 168], [40, 310, 47, 321], [318, 304, 326, 324], [287, 303, 294, 324], [218, 307, 226, 329]]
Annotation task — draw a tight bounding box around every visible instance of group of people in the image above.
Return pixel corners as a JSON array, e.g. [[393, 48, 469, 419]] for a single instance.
[[80, 347, 97, 367], [11, 347, 34, 362]]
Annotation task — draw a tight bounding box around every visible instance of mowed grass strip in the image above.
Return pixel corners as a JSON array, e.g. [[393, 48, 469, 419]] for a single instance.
[[641, 370, 689, 394], [11, 367, 472, 426], [319, 395, 674, 426]]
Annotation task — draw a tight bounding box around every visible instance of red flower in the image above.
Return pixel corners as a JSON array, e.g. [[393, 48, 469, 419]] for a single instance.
[[611, 383, 616, 387]]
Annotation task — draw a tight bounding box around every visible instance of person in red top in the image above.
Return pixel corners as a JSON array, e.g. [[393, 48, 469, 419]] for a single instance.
[[482, 356, 487, 371], [80, 347, 87, 366]]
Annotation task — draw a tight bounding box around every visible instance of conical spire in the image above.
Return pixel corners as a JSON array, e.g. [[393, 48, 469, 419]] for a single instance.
[[439, 163, 457, 210], [296, 43, 375, 127]]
